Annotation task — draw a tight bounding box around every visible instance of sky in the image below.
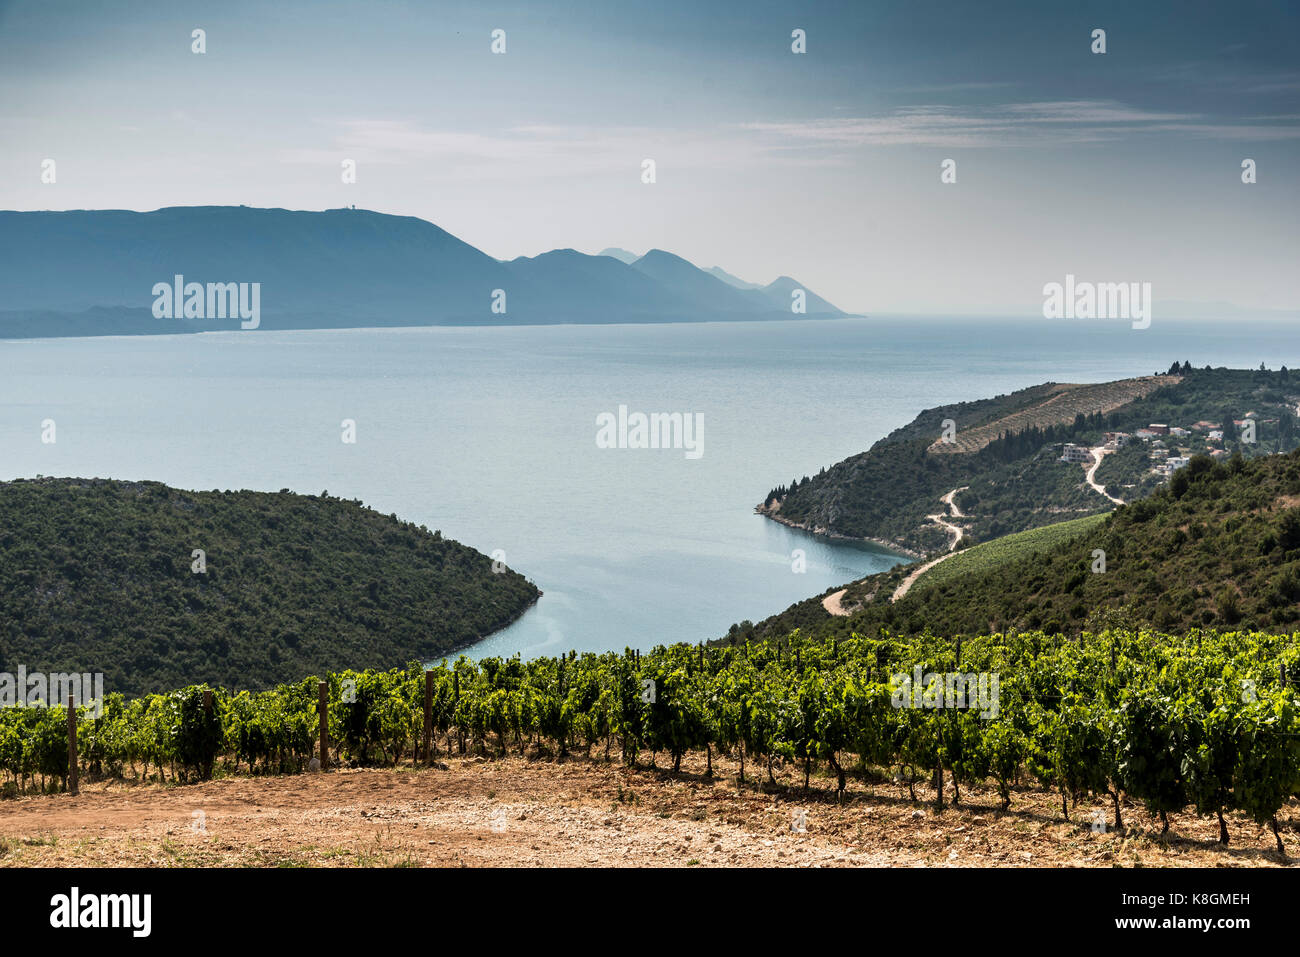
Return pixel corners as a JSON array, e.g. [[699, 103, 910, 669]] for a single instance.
[[2, 0, 1298, 315]]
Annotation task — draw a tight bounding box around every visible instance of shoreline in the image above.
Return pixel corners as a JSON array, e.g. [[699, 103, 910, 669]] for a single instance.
[[754, 504, 926, 561], [0, 312, 861, 344], [429, 588, 544, 665]]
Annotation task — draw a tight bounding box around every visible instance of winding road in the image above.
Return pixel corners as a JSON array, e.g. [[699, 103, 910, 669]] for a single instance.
[[1084, 446, 1125, 505], [889, 487, 968, 602], [821, 487, 969, 615], [823, 445, 1125, 619]]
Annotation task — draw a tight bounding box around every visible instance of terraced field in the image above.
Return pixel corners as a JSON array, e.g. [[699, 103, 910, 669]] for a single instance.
[[928, 376, 1177, 454]]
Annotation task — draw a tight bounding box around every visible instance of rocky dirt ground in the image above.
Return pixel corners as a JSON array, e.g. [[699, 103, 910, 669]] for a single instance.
[[0, 751, 1294, 867]]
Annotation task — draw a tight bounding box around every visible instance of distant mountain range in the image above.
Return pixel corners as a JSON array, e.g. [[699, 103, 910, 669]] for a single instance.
[[599, 248, 764, 292], [0, 207, 846, 337], [597, 247, 640, 265], [704, 265, 762, 290]]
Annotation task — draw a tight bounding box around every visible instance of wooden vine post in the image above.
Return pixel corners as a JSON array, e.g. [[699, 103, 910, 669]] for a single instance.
[[67, 694, 79, 796], [423, 669, 434, 765], [318, 680, 329, 770], [454, 670, 464, 754]]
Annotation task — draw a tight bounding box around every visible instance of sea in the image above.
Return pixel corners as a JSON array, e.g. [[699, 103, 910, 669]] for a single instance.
[[2, 315, 1297, 661]]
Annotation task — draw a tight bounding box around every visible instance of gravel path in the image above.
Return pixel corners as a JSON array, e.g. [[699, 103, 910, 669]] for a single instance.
[[890, 487, 968, 602], [1085, 447, 1125, 505]]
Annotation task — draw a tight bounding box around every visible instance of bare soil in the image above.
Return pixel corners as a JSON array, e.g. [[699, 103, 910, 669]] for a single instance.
[[1, 751, 1293, 868]]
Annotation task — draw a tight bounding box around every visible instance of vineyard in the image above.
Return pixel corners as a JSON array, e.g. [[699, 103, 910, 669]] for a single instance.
[[930, 374, 1175, 455], [4, 628, 1298, 852], [862, 512, 1109, 599], [926, 377, 1174, 454]]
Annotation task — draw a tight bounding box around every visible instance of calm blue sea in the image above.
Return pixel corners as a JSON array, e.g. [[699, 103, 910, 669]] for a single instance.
[[2, 316, 1297, 661]]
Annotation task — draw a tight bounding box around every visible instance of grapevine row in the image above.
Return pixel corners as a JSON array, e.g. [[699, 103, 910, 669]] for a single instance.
[[3, 627, 1297, 849]]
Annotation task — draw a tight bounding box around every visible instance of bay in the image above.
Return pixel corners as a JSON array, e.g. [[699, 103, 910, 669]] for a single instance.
[[2, 315, 1296, 662]]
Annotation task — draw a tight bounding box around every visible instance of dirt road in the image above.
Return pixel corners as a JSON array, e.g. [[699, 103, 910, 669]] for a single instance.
[[821, 588, 851, 615], [890, 487, 968, 602], [1085, 447, 1124, 505], [822, 488, 969, 615]]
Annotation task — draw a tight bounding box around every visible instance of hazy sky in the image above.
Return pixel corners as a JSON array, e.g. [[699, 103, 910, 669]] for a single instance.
[[2, 0, 1298, 315]]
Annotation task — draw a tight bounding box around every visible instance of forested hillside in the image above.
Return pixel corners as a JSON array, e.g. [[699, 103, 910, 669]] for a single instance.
[[0, 478, 539, 695], [741, 448, 1300, 643], [762, 366, 1300, 554]]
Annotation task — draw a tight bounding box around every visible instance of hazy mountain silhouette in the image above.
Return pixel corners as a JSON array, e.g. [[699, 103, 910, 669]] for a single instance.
[[0, 207, 846, 336], [597, 247, 640, 264], [630, 250, 775, 314], [760, 276, 844, 315], [705, 265, 762, 290], [504, 248, 698, 321]]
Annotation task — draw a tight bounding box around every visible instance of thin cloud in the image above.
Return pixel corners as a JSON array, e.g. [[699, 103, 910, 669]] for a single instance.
[[1002, 101, 1190, 123], [276, 99, 1300, 186], [278, 117, 848, 179], [737, 100, 1300, 148]]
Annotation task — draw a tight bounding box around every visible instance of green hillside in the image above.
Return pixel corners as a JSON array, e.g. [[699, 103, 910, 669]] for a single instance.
[[914, 512, 1108, 591], [763, 365, 1300, 554], [736, 448, 1300, 644], [0, 478, 540, 695]]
